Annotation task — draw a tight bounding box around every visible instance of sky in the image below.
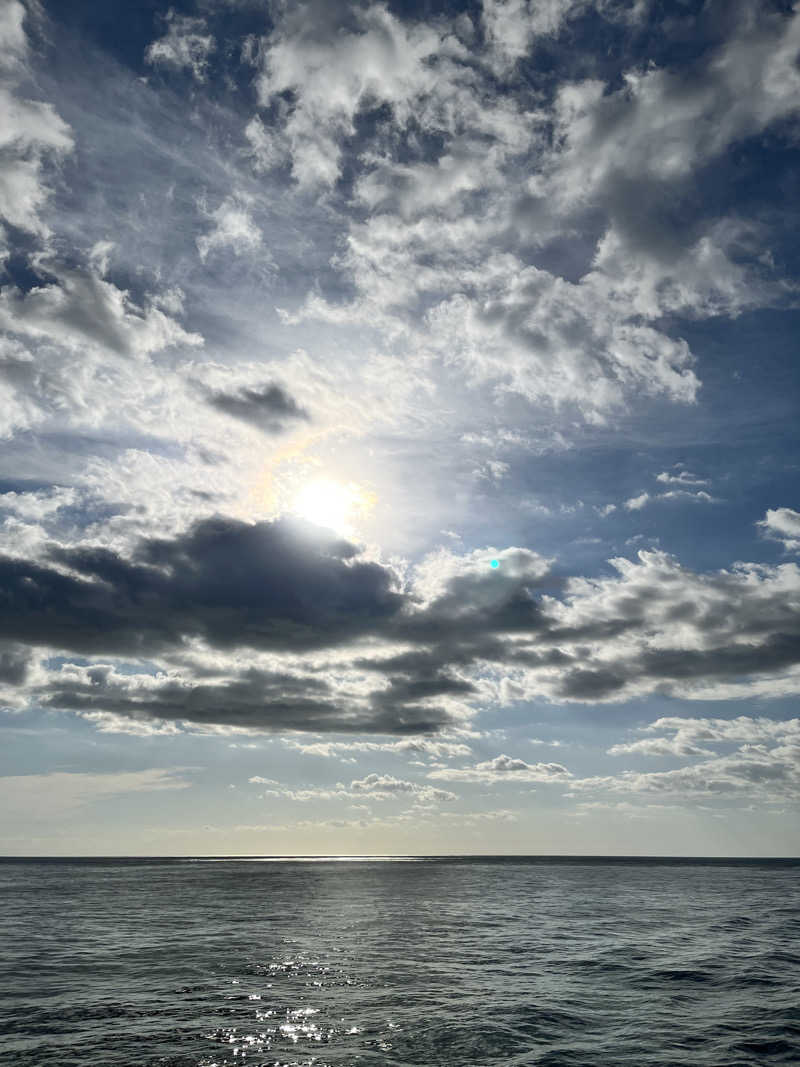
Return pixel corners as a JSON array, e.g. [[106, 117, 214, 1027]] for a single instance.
[[1, 0, 799, 857]]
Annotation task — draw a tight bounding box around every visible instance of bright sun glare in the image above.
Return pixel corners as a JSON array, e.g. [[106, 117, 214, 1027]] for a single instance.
[[291, 479, 373, 536]]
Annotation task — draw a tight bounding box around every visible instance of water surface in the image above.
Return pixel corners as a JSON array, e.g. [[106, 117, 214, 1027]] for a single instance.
[[1, 856, 798, 1065]]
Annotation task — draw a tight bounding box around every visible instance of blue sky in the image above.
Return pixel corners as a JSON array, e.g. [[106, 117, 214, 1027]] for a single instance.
[[1, 0, 799, 856]]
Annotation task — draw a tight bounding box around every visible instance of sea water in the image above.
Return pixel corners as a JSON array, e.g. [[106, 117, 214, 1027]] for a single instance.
[[1, 856, 798, 1065]]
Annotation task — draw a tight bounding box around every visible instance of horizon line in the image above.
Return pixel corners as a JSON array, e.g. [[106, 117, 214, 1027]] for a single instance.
[[2, 852, 799, 861]]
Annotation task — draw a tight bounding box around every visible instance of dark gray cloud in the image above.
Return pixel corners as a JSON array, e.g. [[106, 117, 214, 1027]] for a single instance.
[[6, 519, 800, 731], [38, 665, 455, 735], [0, 643, 31, 686], [206, 383, 309, 433], [1, 515, 402, 656]]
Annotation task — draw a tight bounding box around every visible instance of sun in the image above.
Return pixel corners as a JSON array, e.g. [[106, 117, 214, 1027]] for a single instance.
[[290, 479, 374, 536]]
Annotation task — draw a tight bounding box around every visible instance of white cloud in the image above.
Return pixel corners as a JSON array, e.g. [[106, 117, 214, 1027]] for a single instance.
[[196, 196, 263, 262], [759, 507, 800, 553], [607, 736, 713, 758], [624, 488, 717, 510], [145, 11, 215, 81], [656, 469, 709, 487], [0, 0, 28, 75], [571, 742, 800, 801], [255, 2, 445, 187], [549, 8, 800, 203], [349, 772, 456, 802], [282, 737, 473, 759], [0, 485, 76, 520], [643, 715, 800, 748], [0, 768, 192, 818], [411, 543, 551, 607], [0, 6, 73, 235], [624, 492, 650, 511], [257, 772, 456, 804], [0, 263, 202, 359], [418, 549, 800, 708], [429, 753, 571, 783], [481, 0, 583, 72]]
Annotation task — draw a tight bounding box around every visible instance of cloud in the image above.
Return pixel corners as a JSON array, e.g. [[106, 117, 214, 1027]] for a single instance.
[[429, 754, 571, 783], [624, 492, 650, 511], [642, 715, 800, 748], [0, 0, 28, 75], [40, 662, 457, 736], [145, 11, 215, 81], [607, 737, 713, 758], [0, 261, 202, 359], [1, 515, 403, 656], [0, 2, 73, 235], [550, 6, 800, 204], [535, 551, 800, 703], [8, 518, 800, 733], [254, 1, 445, 187], [0, 485, 76, 520], [759, 507, 800, 552], [656, 469, 709, 487], [196, 196, 262, 261], [624, 488, 716, 510], [205, 382, 309, 434], [571, 745, 800, 801], [0, 768, 192, 818], [282, 737, 472, 759], [349, 772, 456, 802], [257, 771, 456, 804], [251, 1, 799, 428], [481, 0, 583, 72], [657, 489, 717, 504]]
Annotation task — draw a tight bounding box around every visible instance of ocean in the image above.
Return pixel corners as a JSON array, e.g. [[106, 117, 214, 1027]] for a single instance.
[[1, 857, 798, 1066]]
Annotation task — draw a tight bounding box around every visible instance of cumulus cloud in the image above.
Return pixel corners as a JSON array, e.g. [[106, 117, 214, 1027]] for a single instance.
[[624, 492, 650, 511], [607, 737, 714, 758], [759, 507, 800, 553], [256, 771, 456, 804], [481, 0, 584, 72], [1, 515, 403, 655], [145, 10, 215, 81], [0, 262, 202, 359], [205, 382, 308, 434], [429, 754, 571, 783], [273, 1, 798, 428], [656, 469, 709, 487], [624, 488, 716, 510], [349, 772, 456, 802], [40, 661, 456, 736], [571, 746, 800, 801], [282, 737, 472, 759], [548, 5, 800, 210], [255, 1, 444, 187], [196, 196, 262, 261], [7, 516, 800, 733]]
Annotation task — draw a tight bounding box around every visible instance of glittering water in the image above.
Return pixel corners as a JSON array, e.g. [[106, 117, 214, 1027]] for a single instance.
[[1, 857, 799, 1066]]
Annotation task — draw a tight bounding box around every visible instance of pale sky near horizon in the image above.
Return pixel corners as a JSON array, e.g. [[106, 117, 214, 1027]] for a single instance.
[[1, 0, 800, 856]]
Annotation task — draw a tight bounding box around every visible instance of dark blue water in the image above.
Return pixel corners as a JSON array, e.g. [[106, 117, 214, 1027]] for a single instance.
[[1, 857, 799, 1066]]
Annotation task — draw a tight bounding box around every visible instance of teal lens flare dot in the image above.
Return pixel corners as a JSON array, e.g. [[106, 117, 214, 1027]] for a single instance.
[[490, 559, 499, 568]]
